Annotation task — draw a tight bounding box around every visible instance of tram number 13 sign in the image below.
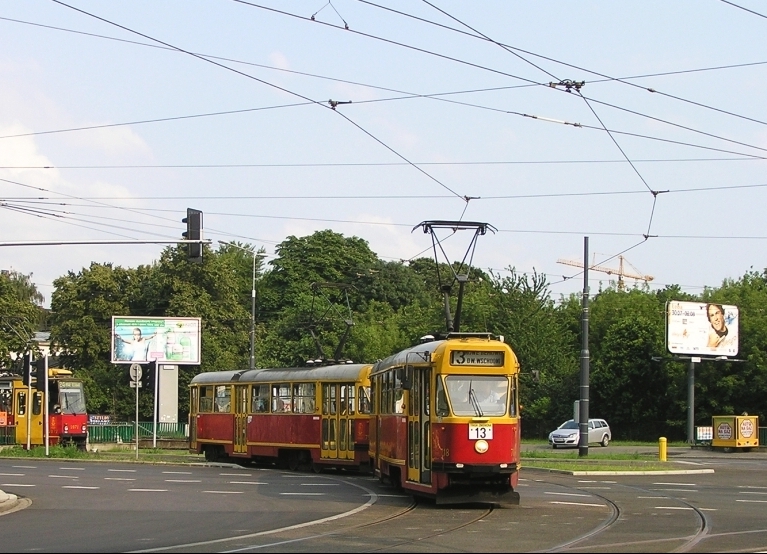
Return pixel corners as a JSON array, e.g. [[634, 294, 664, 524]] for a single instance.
[[469, 423, 493, 440]]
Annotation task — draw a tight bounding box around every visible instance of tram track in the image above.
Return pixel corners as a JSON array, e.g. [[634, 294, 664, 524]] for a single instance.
[[540, 479, 710, 553]]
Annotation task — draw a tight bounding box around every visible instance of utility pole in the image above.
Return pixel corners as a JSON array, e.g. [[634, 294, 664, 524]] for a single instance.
[[579, 236, 590, 458], [219, 241, 261, 370]]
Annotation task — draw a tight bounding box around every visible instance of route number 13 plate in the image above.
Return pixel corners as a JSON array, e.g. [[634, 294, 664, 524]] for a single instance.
[[469, 423, 493, 440]]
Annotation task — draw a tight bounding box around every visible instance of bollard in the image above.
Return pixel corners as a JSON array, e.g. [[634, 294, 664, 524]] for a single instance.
[[659, 436, 667, 462]]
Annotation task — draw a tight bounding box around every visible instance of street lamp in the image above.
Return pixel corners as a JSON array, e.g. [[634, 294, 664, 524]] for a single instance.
[[219, 241, 260, 370]]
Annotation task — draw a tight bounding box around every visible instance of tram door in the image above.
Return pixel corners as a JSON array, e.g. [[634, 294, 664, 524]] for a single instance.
[[189, 387, 198, 449], [321, 383, 355, 460], [13, 388, 44, 446], [234, 385, 248, 454], [406, 368, 431, 484]]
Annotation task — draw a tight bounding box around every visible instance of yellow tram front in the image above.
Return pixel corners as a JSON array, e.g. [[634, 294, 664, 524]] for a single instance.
[[370, 332, 521, 505]]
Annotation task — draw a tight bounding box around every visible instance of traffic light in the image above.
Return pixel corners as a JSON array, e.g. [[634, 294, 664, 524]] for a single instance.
[[22, 352, 32, 386], [182, 208, 203, 263], [141, 360, 157, 389], [34, 357, 47, 392]]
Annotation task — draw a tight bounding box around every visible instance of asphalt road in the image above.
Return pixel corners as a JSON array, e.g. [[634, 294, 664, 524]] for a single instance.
[[0, 448, 766, 552]]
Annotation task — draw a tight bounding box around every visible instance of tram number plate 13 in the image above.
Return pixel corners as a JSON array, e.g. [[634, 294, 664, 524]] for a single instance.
[[469, 423, 493, 440]]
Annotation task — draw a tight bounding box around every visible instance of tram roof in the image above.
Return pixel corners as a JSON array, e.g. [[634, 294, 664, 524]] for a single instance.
[[371, 333, 509, 374], [190, 363, 371, 385]]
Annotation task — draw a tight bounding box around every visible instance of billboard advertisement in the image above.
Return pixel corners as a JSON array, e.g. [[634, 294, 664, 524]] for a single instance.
[[112, 316, 201, 365], [666, 301, 739, 357]]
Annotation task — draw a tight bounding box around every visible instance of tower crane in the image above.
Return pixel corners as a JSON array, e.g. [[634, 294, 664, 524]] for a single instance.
[[557, 255, 653, 291]]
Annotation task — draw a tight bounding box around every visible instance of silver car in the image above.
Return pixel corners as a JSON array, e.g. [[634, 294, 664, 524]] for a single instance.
[[548, 418, 611, 448]]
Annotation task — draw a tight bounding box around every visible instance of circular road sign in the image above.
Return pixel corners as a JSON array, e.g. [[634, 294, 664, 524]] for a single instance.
[[129, 363, 142, 381]]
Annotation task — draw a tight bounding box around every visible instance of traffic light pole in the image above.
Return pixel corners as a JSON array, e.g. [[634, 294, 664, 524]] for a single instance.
[[43, 355, 49, 457]]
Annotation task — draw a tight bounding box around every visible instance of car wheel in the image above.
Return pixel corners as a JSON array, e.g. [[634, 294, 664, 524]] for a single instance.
[[600, 435, 609, 447]]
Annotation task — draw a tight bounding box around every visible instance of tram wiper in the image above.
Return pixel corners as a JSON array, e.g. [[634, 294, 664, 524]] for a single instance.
[[468, 383, 483, 417]]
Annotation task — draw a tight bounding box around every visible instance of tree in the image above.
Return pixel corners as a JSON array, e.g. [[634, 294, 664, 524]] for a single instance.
[[0, 270, 44, 367]]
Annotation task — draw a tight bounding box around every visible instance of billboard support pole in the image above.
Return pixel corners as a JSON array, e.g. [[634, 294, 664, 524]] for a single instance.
[[687, 358, 697, 445], [153, 361, 159, 449], [135, 374, 140, 460]]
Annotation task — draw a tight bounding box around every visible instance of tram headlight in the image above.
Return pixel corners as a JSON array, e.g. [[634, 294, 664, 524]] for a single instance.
[[474, 439, 489, 454]]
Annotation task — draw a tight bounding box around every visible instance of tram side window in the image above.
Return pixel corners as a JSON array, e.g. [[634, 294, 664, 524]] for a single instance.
[[435, 378, 449, 417], [381, 372, 390, 414], [16, 391, 26, 416], [293, 383, 316, 414], [340, 384, 355, 415], [393, 370, 405, 414], [358, 386, 371, 414], [272, 383, 291, 413], [0, 387, 12, 414], [214, 385, 231, 413], [370, 379, 377, 414], [509, 376, 518, 416], [199, 386, 213, 413], [32, 392, 43, 416], [251, 385, 270, 413]]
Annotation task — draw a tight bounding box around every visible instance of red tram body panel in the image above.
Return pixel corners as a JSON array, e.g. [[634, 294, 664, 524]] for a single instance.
[[189, 364, 372, 471]]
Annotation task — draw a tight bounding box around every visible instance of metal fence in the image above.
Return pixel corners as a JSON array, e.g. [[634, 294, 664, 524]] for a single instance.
[[87, 422, 188, 444]]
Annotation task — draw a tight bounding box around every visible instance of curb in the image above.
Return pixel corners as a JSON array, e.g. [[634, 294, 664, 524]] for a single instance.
[[0, 489, 27, 516], [524, 466, 715, 476]]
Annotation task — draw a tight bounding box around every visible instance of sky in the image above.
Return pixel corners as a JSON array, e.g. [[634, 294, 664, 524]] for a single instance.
[[2, 0, 766, 309]]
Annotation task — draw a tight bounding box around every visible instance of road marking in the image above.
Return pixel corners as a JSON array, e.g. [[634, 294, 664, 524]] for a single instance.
[[638, 496, 665, 499], [740, 491, 767, 495], [12, 465, 36, 469], [544, 492, 592, 497], [162, 471, 192, 475], [300, 483, 338, 486], [203, 490, 243, 494], [229, 481, 267, 485], [653, 482, 696, 486], [651, 488, 698, 493], [49, 475, 78, 479], [548, 501, 603, 507], [104, 478, 135, 481], [736, 499, 767, 503], [63, 486, 99, 489], [1, 483, 34, 487], [655, 506, 693, 510], [738, 485, 767, 489], [0, 473, 24, 476], [364, 493, 409, 497], [129, 489, 168, 492], [579, 486, 611, 489], [58, 467, 85, 471], [108, 469, 136, 472], [280, 492, 325, 496], [165, 479, 202, 483], [220, 473, 251, 476]]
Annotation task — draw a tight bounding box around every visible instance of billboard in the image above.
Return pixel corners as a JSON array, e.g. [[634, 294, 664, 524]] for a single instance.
[[112, 317, 201, 365], [666, 301, 739, 357]]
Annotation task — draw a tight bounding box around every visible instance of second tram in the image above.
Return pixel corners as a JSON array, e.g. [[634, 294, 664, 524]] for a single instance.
[[0, 369, 89, 450], [369, 332, 521, 505], [189, 363, 373, 471]]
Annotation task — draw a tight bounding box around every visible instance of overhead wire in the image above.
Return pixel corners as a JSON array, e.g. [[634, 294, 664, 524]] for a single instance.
[[49, 0, 466, 202]]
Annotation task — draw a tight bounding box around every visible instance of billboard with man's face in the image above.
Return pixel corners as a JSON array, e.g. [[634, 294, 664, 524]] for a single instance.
[[666, 301, 739, 357], [111, 316, 201, 365]]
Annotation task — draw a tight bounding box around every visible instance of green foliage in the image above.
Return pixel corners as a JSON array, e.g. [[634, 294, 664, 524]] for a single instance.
[[21, 227, 767, 442]]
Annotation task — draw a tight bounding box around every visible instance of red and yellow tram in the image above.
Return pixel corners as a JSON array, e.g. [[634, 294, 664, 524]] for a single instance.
[[189, 364, 373, 471], [0, 370, 89, 450], [369, 332, 521, 505]]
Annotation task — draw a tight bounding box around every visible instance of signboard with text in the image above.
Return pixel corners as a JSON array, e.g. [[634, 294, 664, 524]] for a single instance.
[[666, 301, 739, 357], [111, 316, 201, 365]]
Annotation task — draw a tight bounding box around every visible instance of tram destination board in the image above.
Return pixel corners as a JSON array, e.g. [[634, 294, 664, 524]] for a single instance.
[[450, 350, 504, 366]]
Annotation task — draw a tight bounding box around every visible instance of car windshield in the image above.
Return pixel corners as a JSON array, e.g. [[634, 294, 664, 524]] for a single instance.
[[559, 420, 579, 430]]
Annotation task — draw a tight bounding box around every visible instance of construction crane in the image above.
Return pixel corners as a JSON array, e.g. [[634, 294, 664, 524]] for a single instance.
[[557, 255, 654, 291]]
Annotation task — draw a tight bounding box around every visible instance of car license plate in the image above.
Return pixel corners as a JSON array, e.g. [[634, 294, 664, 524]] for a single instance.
[[469, 423, 493, 440]]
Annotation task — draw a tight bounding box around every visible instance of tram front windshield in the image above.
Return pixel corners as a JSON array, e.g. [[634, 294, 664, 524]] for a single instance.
[[59, 383, 87, 415], [444, 375, 508, 417]]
